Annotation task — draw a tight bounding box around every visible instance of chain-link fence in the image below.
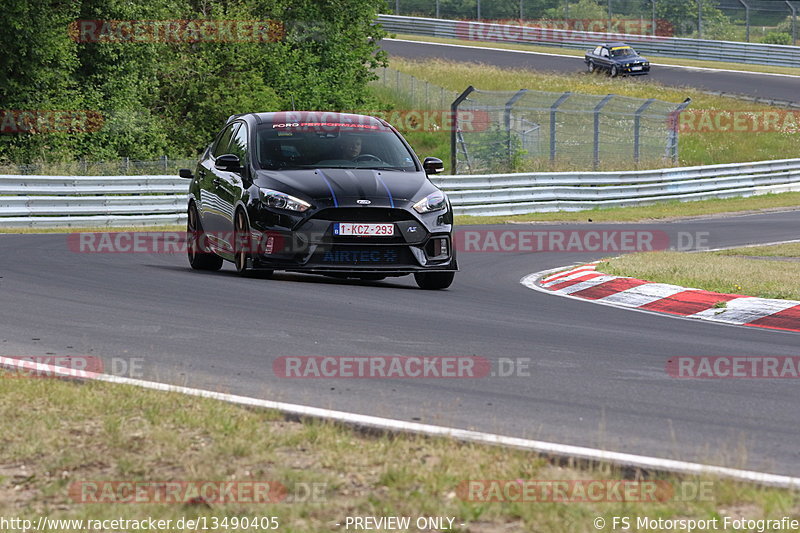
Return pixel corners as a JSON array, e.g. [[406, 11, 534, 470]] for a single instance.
[[0, 156, 197, 176], [384, 0, 799, 44], [452, 87, 690, 174], [371, 66, 459, 111]]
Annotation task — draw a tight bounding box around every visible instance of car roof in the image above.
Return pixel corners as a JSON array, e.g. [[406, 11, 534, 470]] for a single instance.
[[603, 42, 631, 48], [226, 111, 389, 128]]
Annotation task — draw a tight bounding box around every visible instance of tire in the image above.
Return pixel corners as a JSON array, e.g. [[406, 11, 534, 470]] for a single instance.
[[587, 61, 595, 73], [609, 65, 618, 78], [234, 210, 273, 278], [187, 202, 223, 271], [414, 271, 455, 290]]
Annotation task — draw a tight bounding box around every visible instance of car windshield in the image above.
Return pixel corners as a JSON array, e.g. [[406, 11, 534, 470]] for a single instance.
[[256, 122, 417, 172], [610, 47, 637, 57]]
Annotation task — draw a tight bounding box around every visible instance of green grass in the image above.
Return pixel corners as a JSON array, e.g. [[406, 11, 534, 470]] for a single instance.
[[600, 242, 800, 300], [1, 373, 798, 532], [391, 33, 800, 77], [454, 192, 800, 225]]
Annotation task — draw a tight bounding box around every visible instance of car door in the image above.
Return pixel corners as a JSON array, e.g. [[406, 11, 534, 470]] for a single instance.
[[204, 122, 239, 248], [599, 47, 611, 69], [215, 121, 250, 237]]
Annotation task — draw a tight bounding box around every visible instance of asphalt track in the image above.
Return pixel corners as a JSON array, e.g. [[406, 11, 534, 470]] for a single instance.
[[2, 210, 799, 475], [381, 39, 800, 104]]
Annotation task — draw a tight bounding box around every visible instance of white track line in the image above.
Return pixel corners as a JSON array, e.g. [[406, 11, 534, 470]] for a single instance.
[[2, 355, 799, 488], [386, 38, 800, 79]]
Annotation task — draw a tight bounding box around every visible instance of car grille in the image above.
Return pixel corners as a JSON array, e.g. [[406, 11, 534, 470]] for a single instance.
[[312, 208, 416, 222]]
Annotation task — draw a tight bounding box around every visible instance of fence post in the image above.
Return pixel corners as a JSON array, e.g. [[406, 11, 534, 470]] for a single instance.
[[477, 0, 481, 20], [787, 1, 797, 46], [395, 0, 399, 15], [633, 98, 655, 164], [737, 0, 750, 42], [549, 92, 571, 163], [592, 94, 614, 170], [504, 89, 528, 170], [651, 0, 656, 36], [451, 86, 475, 173], [436, 0, 440, 18], [697, 0, 703, 38], [162, 155, 168, 172], [668, 98, 692, 162]]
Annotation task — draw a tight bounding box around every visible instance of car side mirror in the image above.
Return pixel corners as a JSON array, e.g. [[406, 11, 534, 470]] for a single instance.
[[423, 157, 444, 175], [215, 154, 242, 172], [179, 168, 193, 179]]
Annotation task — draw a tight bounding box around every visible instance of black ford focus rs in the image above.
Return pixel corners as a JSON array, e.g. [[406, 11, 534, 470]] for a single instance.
[[179, 111, 457, 289]]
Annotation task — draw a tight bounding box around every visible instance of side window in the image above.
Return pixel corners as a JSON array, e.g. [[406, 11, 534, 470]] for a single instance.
[[593, 46, 602, 55], [212, 123, 238, 159], [228, 122, 249, 164], [601, 48, 609, 58]]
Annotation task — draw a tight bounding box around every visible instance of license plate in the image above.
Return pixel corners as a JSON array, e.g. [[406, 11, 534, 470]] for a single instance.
[[632, 66, 642, 71], [334, 223, 394, 237]]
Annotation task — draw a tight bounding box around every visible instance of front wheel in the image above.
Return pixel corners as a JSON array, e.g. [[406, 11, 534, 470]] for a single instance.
[[587, 61, 595, 73], [414, 271, 455, 290], [609, 65, 618, 77]]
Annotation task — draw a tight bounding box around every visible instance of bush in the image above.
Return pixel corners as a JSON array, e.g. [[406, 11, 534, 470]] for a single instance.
[[760, 31, 792, 45]]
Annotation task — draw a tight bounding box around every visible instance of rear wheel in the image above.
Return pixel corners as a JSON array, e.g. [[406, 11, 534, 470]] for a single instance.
[[187, 203, 222, 271], [414, 271, 455, 290]]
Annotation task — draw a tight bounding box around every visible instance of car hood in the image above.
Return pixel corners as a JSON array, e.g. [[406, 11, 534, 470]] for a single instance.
[[254, 168, 433, 208]]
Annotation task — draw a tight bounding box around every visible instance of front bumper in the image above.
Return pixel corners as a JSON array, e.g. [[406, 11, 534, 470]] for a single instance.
[[248, 206, 458, 273]]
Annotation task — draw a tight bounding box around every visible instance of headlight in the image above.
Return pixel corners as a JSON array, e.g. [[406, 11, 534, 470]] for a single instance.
[[259, 188, 311, 212], [413, 191, 447, 214]]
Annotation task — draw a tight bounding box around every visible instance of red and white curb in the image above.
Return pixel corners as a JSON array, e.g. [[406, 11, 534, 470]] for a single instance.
[[523, 262, 800, 333]]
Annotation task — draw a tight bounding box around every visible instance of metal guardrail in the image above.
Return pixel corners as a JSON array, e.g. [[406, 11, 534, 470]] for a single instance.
[[1, 159, 799, 226], [378, 14, 800, 69], [0, 175, 187, 228], [431, 158, 800, 216]]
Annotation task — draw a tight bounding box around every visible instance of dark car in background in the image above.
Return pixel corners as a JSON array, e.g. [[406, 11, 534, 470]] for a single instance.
[[179, 111, 457, 290], [585, 43, 650, 77]]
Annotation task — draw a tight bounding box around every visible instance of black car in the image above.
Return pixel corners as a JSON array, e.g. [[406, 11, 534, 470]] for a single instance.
[[585, 42, 650, 77], [179, 111, 457, 289]]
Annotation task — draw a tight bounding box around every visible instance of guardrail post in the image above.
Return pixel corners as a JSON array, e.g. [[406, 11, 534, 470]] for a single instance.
[[787, 1, 797, 45], [504, 89, 528, 171], [633, 98, 655, 164], [550, 91, 571, 163], [593, 94, 614, 170], [451, 86, 475, 173]]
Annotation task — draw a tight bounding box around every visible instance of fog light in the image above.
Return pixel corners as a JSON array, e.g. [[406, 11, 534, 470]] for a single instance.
[[265, 236, 275, 254], [439, 238, 448, 256]]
